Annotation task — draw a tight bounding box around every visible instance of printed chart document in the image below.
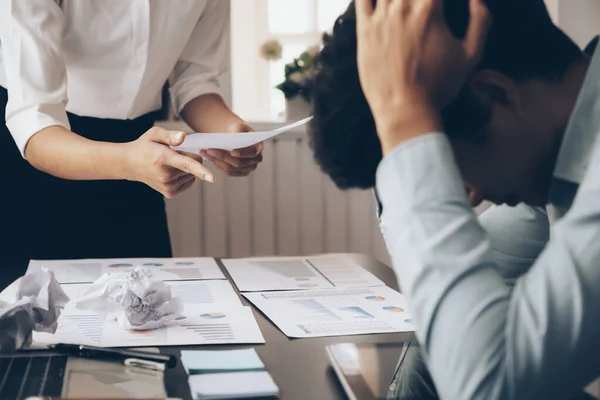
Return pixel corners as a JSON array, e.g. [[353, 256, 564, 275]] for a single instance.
[[61, 280, 242, 307], [173, 117, 312, 152], [223, 254, 385, 292], [27, 257, 225, 284], [243, 286, 414, 338], [32, 304, 265, 347]]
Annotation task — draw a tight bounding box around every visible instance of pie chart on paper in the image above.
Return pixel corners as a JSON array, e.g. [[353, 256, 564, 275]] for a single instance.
[[382, 306, 404, 313], [200, 313, 227, 319], [108, 263, 134, 268]]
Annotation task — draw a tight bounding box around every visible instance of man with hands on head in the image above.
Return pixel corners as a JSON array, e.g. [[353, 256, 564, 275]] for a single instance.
[[0, 0, 262, 273], [310, 0, 600, 398]]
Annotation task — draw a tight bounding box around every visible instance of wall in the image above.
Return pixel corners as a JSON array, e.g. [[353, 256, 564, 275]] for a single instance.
[[556, 0, 600, 48]]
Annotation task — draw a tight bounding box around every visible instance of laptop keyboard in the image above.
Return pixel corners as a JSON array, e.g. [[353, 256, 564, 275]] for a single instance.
[[0, 355, 67, 400]]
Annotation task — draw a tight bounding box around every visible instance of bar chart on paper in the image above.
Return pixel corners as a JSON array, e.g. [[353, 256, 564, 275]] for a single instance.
[[33, 308, 105, 347], [180, 319, 236, 343], [243, 287, 415, 338]]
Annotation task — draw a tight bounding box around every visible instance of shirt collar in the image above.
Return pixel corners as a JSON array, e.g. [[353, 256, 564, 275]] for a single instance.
[[549, 36, 600, 208]]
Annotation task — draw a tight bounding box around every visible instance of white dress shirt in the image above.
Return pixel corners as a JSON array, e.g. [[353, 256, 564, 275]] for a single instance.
[[0, 0, 229, 156], [376, 40, 600, 399]]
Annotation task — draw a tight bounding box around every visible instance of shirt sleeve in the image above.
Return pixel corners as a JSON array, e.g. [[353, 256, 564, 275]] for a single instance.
[[376, 133, 600, 399], [169, 0, 229, 115], [479, 204, 549, 286], [0, 0, 70, 157]]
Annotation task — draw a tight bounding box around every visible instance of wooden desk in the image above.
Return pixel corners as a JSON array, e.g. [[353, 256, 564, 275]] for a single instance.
[[164, 255, 411, 400]]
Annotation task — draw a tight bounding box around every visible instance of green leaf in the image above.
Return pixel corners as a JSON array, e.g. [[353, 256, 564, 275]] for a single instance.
[[298, 52, 313, 68]]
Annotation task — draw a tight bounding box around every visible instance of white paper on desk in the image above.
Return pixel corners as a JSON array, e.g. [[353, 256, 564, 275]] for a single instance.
[[306, 254, 386, 288], [28, 258, 225, 284], [173, 117, 312, 152], [223, 257, 333, 292], [61, 280, 242, 307], [243, 286, 414, 338], [32, 304, 265, 347], [223, 254, 385, 292]]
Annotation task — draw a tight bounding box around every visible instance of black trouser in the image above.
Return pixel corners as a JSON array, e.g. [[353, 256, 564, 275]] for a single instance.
[[0, 86, 172, 283]]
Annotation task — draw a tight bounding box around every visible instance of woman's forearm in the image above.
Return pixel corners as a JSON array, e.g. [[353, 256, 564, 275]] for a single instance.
[[180, 93, 243, 133], [24, 125, 128, 180]]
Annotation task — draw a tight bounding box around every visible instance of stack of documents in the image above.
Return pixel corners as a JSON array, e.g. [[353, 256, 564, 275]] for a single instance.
[[182, 349, 279, 399], [23, 258, 266, 348], [222, 254, 415, 338]]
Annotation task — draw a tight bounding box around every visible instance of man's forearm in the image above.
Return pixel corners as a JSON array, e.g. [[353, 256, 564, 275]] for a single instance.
[[25, 125, 128, 180], [375, 104, 444, 156], [180, 93, 243, 133]]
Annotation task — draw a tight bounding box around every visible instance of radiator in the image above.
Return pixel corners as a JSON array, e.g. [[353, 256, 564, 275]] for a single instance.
[[164, 124, 392, 266]]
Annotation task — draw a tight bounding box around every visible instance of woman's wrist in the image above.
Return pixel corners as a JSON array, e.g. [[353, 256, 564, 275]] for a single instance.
[[110, 141, 136, 181], [181, 93, 242, 133]]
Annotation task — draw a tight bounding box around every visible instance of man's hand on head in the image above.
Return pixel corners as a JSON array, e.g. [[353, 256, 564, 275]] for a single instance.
[[200, 121, 264, 177], [355, 0, 491, 155]]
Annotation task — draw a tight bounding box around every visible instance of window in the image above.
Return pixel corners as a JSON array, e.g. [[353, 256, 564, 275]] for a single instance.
[[231, 0, 351, 122]]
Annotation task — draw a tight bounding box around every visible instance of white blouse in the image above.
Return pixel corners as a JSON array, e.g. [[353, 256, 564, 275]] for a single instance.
[[0, 0, 229, 156]]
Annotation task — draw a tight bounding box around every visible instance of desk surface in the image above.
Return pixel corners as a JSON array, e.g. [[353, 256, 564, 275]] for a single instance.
[[164, 255, 411, 400], [0, 255, 408, 400]]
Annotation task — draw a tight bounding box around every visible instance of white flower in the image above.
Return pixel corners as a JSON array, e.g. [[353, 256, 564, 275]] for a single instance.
[[259, 39, 283, 61], [289, 72, 305, 84]]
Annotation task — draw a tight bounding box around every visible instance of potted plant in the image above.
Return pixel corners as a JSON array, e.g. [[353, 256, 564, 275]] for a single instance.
[[260, 40, 318, 121]]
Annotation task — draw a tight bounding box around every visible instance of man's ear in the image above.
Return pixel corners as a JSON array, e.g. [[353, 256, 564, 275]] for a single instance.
[[468, 70, 521, 109]]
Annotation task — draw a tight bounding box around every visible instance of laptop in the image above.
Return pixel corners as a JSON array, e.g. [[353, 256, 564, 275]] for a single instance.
[[0, 351, 168, 400]]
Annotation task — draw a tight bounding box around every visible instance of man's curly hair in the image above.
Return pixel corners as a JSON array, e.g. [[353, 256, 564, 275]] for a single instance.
[[309, 0, 583, 190]]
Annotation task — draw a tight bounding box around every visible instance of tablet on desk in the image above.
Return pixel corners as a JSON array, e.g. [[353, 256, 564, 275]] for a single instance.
[[327, 342, 410, 400], [328, 343, 600, 400]]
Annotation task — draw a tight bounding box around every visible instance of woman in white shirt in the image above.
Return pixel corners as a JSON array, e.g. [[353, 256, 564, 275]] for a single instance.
[[0, 0, 262, 271]]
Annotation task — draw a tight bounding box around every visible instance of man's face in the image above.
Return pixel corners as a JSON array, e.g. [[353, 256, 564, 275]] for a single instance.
[[449, 80, 560, 207]]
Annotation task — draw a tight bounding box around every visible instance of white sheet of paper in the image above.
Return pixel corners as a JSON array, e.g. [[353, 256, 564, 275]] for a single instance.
[[27, 258, 225, 284], [305, 254, 386, 288], [189, 371, 279, 399], [222, 254, 385, 292], [32, 304, 265, 347], [61, 280, 242, 307], [243, 287, 414, 338], [173, 117, 312, 152], [222, 257, 333, 292]]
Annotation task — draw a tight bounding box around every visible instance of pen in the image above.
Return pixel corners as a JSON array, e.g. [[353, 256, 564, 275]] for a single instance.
[[50, 343, 177, 370]]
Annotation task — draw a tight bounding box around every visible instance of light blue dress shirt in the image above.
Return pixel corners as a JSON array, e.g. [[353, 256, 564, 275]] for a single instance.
[[376, 44, 600, 399]]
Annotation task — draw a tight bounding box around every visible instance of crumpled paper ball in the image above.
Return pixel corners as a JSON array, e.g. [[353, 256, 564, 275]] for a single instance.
[[75, 267, 183, 330], [0, 268, 70, 353]]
